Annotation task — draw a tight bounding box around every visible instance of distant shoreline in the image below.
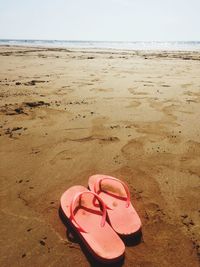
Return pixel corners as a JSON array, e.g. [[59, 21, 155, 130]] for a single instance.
[[0, 40, 200, 52], [1, 45, 200, 57], [0, 45, 200, 63]]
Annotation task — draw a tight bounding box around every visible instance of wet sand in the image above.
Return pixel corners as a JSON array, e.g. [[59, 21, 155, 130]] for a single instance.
[[0, 46, 200, 266]]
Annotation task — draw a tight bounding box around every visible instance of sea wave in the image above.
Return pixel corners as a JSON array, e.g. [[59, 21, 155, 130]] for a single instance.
[[0, 39, 200, 51]]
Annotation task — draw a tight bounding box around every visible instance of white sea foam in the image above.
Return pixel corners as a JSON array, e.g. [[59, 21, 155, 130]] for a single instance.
[[0, 39, 200, 51]]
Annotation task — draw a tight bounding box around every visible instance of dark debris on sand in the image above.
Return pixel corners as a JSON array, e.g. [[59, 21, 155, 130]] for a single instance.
[[24, 101, 50, 108]]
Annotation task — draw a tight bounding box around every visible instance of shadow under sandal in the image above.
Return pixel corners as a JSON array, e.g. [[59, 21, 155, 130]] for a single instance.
[[88, 175, 142, 236], [60, 185, 125, 263]]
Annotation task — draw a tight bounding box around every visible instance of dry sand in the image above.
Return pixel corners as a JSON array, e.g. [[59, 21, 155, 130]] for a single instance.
[[0, 46, 200, 267]]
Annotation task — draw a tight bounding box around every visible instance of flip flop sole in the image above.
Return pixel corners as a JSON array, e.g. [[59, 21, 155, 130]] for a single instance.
[[60, 185, 125, 263], [88, 175, 142, 236]]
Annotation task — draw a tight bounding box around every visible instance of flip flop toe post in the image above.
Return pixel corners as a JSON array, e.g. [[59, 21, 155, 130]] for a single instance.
[[60, 185, 125, 263]]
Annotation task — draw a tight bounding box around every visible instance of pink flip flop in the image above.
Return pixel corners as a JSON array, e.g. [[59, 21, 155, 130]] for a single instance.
[[88, 175, 142, 236], [60, 185, 125, 263]]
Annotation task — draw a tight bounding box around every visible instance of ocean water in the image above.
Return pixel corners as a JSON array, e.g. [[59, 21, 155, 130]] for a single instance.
[[0, 39, 200, 51]]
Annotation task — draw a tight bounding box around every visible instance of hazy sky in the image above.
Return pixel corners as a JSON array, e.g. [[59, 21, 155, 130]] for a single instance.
[[0, 0, 199, 41]]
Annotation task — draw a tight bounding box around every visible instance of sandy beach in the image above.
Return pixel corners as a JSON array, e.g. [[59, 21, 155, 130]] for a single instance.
[[0, 46, 200, 267]]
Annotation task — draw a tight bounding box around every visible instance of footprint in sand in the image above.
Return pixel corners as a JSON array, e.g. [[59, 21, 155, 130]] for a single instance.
[[126, 100, 141, 108], [90, 88, 113, 93], [50, 150, 72, 165], [128, 88, 149, 95], [161, 84, 170, 87]]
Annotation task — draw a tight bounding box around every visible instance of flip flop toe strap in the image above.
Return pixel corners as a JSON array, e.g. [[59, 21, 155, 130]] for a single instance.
[[94, 176, 131, 208], [70, 191, 107, 233]]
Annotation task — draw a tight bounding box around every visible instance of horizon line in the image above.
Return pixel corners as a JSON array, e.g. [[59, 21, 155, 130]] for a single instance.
[[0, 38, 200, 43]]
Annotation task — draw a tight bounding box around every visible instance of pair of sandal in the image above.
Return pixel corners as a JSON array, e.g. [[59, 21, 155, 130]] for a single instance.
[[60, 174, 142, 263]]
